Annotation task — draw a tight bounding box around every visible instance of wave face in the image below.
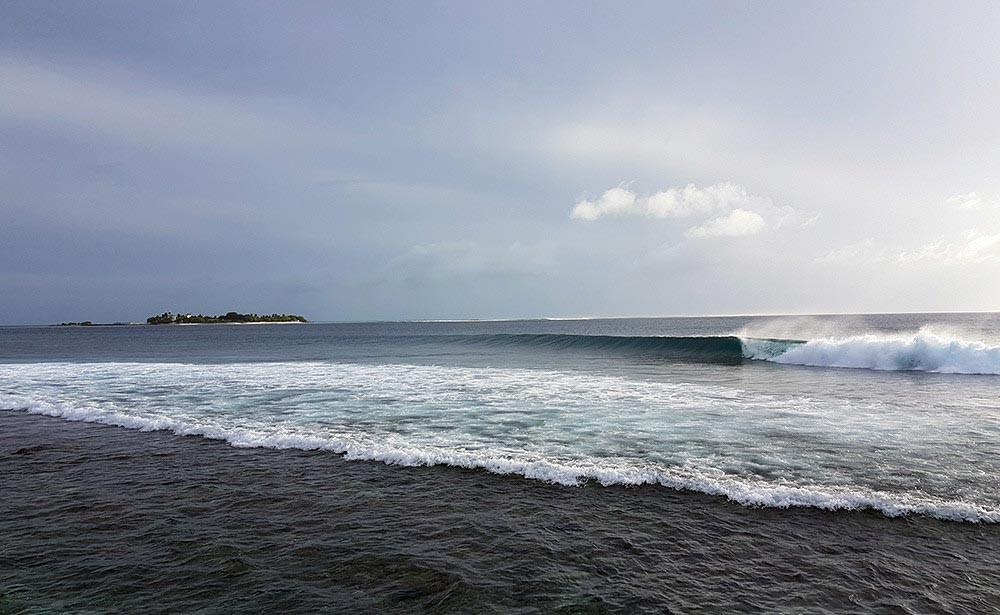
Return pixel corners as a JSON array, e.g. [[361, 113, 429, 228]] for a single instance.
[[441, 331, 1000, 375], [451, 333, 749, 363], [744, 330, 1000, 375], [2, 360, 999, 523], [429, 331, 1000, 376]]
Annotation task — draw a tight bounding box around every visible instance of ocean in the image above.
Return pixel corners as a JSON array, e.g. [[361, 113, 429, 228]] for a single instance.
[[2, 314, 999, 612]]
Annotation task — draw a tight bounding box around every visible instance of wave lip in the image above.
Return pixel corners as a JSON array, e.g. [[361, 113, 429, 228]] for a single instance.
[[745, 331, 1000, 375], [5, 396, 998, 524]]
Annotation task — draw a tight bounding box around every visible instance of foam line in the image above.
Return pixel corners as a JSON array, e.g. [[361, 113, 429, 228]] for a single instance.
[[4, 396, 997, 524]]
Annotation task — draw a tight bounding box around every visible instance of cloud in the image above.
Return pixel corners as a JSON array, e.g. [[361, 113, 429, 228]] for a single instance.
[[570, 182, 806, 240], [897, 232, 1000, 265], [536, 101, 880, 218], [684, 209, 766, 238], [569, 187, 638, 221], [571, 182, 758, 221], [946, 191, 1000, 211], [946, 192, 984, 210], [817, 232, 1000, 266], [645, 183, 758, 218]]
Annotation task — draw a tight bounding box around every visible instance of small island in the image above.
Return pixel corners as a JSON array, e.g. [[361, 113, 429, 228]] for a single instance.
[[146, 311, 307, 325]]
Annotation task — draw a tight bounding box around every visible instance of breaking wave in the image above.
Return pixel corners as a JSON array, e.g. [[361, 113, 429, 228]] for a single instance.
[[743, 331, 1000, 375], [435, 332, 1000, 375], [3, 395, 997, 524]]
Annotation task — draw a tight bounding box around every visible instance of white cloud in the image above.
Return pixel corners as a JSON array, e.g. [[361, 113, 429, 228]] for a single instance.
[[644, 182, 755, 218], [571, 182, 764, 221], [897, 232, 1000, 265], [570, 187, 637, 221], [946, 192, 984, 210], [536, 102, 882, 219], [684, 209, 766, 238], [946, 191, 1000, 211], [818, 232, 1000, 266], [570, 182, 805, 240]]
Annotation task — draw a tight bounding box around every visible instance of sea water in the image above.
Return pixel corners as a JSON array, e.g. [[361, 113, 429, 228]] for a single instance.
[[3, 313, 998, 524]]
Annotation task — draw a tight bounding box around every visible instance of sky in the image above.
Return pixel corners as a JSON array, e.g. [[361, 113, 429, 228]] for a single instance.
[[3, 1, 1000, 323]]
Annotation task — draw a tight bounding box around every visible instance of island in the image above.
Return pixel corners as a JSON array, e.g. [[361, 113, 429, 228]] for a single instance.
[[146, 312, 307, 325]]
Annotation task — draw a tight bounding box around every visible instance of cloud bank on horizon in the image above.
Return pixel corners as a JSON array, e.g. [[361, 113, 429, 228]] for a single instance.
[[2, 1, 1000, 323]]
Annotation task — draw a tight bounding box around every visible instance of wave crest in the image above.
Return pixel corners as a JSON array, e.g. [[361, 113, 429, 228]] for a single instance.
[[745, 331, 1000, 375]]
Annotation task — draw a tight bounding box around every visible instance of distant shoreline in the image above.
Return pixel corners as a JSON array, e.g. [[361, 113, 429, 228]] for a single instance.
[[171, 321, 306, 326], [52, 312, 308, 327], [51, 321, 308, 327]]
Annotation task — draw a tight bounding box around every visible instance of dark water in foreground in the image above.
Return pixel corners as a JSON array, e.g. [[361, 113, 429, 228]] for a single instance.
[[3, 410, 999, 614]]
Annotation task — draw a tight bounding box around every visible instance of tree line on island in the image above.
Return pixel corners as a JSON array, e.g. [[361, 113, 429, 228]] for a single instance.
[[146, 312, 307, 325]]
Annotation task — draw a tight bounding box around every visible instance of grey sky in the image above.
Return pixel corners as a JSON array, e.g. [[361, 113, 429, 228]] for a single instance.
[[3, 1, 1000, 323]]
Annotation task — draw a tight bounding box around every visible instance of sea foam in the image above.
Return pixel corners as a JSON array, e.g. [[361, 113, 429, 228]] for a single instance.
[[743, 330, 1000, 375], [3, 389, 998, 524]]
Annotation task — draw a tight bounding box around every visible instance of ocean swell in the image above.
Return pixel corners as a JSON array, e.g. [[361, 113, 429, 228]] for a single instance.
[[383, 332, 1000, 375], [450, 333, 749, 363]]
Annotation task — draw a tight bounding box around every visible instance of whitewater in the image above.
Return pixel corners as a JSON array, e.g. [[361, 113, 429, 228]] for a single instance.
[[744, 328, 1000, 374], [3, 326, 999, 523]]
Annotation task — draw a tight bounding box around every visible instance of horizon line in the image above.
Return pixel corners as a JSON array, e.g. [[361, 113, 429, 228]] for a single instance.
[[4, 308, 1000, 327]]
